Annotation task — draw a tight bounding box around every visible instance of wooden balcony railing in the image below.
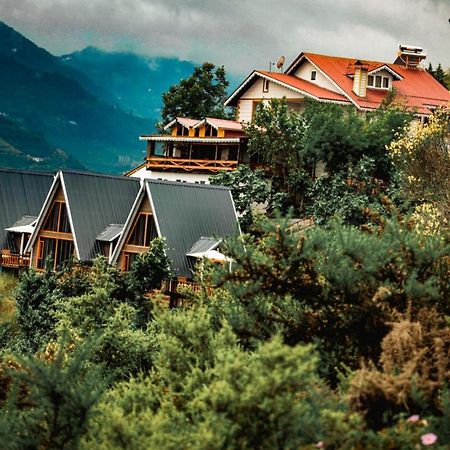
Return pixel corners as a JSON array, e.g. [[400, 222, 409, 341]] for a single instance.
[[146, 157, 238, 173], [1, 251, 30, 269], [162, 279, 213, 296]]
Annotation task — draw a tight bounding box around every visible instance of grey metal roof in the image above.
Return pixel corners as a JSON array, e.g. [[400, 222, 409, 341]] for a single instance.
[[61, 171, 140, 260], [96, 224, 124, 242], [146, 179, 239, 278], [10, 215, 38, 228], [0, 169, 53, 250], [187, 237, 221, 255]]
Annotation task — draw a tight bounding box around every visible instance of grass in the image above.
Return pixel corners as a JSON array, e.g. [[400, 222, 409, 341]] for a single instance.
[[0, 272, 17, 324]]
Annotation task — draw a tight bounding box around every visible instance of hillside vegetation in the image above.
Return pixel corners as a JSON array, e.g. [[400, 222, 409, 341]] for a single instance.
[[0, 106, 449, 449]]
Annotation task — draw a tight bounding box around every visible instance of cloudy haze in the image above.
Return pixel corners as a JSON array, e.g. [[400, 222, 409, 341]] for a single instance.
[[1, 0, 449, 76]]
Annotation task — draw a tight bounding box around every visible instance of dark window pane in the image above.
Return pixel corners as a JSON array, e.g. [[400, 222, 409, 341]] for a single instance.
[[43, 203, 59, 231], [128, 214, 146, 246], [382, 77, 389, 88], [56, 239, 73, 268], [124, 252, 137, 271], [38, 238, 56, 269], [375, 75, 382, 88], [368, 75, 374, 86], [145, 216, 158, 246], [59, 203, 71, 233]]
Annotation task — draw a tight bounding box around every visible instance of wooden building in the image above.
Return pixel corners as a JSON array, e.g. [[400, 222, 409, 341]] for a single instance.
[[23, 170, 239, 298], [0, 169, 53, 271], [128, 117, 249, 183]]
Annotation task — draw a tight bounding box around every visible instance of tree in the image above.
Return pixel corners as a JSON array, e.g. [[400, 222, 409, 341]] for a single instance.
[[433, 63, 448, 89], [0, 340, 105, 450], [245, 98, 306, 189], [209, 165, 270, 231], [159, 62, 232, 127], [388, 107, 450, 219]]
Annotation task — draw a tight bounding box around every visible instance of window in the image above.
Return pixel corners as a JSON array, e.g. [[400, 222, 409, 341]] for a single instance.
[[127, 213, 157, 247], [123, 252, 138, 271], [311, 70, 317, 81], [262, 78, 270, 93], [368, 74, 390, 89], [37, 237, 74, 270], [43, 201, 71, 233]]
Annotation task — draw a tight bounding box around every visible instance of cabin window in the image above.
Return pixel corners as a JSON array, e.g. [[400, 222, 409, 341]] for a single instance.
[[123, 252, 137, 271], [43, 201, 71, 233], [127, 213, 157, 247], [205, 125, 218, 137], [262, 78, 270, 93], [37, 237, 74, 270], [311, 70, 317, 81]]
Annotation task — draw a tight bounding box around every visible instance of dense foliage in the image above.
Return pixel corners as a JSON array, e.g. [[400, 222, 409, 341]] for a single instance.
[[245, 98, 412, 220], [159, 62, 232, 128], [1, 106, 449, 448]]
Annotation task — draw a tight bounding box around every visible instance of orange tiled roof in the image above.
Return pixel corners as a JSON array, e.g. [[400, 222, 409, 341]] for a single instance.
[[257, 70, 350, 103], [301, 52, 450, 114]]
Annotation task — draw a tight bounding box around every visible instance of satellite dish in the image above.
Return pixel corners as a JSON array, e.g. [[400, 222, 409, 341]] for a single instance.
[[276, 56, 285, 70]]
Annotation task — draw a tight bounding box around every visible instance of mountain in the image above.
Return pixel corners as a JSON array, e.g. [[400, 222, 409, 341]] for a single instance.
[[0, 114, 85, 171], [0, 21, 150, 174], [0, 21, 111, 103], [60, 47, 197, 119]]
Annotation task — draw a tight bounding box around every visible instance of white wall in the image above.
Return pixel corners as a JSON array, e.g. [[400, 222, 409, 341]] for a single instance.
[[293, 61, 339, 92], [237, 77, 303, 122], [129, 166, 212, 184]]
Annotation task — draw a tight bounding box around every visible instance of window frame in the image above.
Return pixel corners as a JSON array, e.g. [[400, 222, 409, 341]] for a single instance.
[[311, 70, 317, 81], [262, 78, 270, 93]]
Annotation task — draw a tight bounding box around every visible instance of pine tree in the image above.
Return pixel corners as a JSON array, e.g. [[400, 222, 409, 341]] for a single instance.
[[434, 63, 448, 88]]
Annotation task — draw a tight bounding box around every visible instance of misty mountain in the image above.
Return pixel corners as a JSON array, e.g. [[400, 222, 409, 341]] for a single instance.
[[0, 21, 150, 173], [60, 47, 197, 119], [0, 21, 111, 102]]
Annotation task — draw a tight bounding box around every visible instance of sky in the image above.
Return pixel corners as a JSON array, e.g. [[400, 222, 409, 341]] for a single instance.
[[1, 0, 449, 76]]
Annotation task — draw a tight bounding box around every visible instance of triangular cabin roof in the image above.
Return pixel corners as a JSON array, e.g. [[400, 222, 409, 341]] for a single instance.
[[111, 179, 240, 278], [27, 171, 140, 261], [0, 169, 53, 249], [225, 51, 450, 115]]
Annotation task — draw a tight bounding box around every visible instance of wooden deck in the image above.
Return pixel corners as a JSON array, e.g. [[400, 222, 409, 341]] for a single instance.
[[1, 251, 30, 269], [146, 157, 238, 173]]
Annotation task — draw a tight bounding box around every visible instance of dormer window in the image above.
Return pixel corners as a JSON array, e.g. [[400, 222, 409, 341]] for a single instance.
[[367, 74, 390, 89], [262, 78, 270, 93], [311, 70, 317, 81]]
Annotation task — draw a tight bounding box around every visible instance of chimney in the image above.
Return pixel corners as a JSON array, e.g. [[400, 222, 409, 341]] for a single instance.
[[352, 60, 368, 97]]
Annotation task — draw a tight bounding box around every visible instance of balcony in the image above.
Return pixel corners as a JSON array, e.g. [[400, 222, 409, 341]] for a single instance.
[[1, 250, 30, 269], [146, 157, 238, 173]]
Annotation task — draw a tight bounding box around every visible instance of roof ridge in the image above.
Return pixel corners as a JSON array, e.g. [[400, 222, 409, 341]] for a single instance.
[[145, 178, 230, 191], [305, 51, 388, 66], [0, 168, 54, 177], [60, 169, 140, 182]]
